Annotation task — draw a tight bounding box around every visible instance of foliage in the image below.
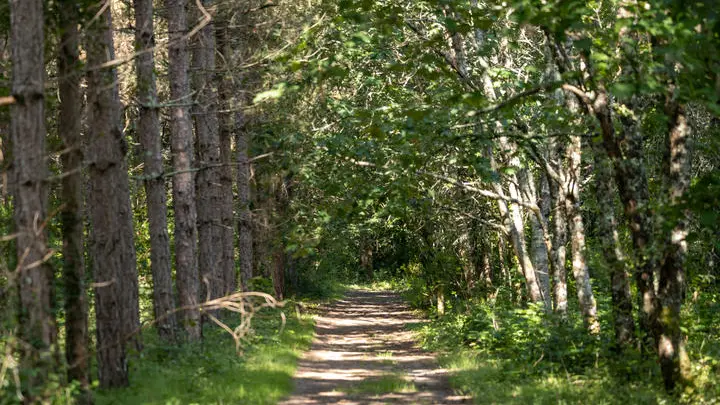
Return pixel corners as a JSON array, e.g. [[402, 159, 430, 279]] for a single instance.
[[403, 274, 720, 404], [92, 307, 314, 405]]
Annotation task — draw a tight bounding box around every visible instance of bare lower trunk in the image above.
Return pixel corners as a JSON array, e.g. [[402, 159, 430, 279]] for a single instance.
[[592, 141, 635, 347], [658, 100, 692, 391], [271, 177, 292, 299], [135, 0, 176, 341], [86, 6, 140, 388], [550, 177, 569, 316], [505, 162, 544, 304], [10, 0, 57, 395], [57, 0, 89, 391], [565, 135, 600, 333], [216, 25, 236, 296], [360, 238, 374, 281], [521, 169, 552, 309], [595, 92, 658, 346], [192, 0, 223, 302], [236, 110, 253, 290], [272, 246, 286, 300], [166, 0, 200, 341]]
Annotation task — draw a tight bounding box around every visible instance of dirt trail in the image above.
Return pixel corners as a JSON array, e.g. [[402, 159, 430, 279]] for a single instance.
[[280, 289, 470, 404]]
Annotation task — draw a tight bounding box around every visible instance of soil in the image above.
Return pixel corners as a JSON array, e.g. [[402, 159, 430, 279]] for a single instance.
[[279, 289, 471, 404]]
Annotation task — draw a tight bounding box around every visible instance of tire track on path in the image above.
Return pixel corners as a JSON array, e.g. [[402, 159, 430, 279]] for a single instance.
[[280, 289, 470, 404]]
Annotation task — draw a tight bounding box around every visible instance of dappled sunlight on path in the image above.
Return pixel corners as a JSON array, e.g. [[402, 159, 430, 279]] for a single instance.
[[279, 290, 470, 404]]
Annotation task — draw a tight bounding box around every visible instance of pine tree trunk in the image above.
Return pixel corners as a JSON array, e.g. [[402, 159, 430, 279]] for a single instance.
[[165, 0, 200, 340], [216, 25, 237, 296], [86, 5, 140, 388], [57, 0, 89, 391], [565, 135, 600, 333], [236, 110, 253, 290], [10, 0, 57, 396], [192, 0, 223, 302], [658, 100, 692, 391], [592, 141, 635, 347], [134, 0, 176, 342]]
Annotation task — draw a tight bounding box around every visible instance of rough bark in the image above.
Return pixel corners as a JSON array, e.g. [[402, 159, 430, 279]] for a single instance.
[[10, 0, 57, 396], [165, 0, 200, 341], [135, 0, 176, 341], [192, 0, 223, 302], [216, 25, 237, 296], [57, 0, 89, 391], [272, 177, 292, 299], [657, 100, 692, 390], [594, 91, 658, 345], [565, 135, 600, 333], [592, 141, 635, 347], [86, 6, 140, 388], [236, 107, 253, 290]]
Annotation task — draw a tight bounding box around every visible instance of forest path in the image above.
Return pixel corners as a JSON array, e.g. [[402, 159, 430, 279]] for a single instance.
[[279, 289, 470, 404]]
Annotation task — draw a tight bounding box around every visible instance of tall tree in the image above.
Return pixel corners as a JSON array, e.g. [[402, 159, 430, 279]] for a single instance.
[[216, 23, 237, 295], [592, 141, 635, 347], [192, 0, 224, 302], [236, 108, 253, 291], [657, 98, 692, 390], [86, 5, 140, 387], [564, 133, 600, 333], [57, 0, 89, 392], [10, 0, 56, 397], [165, 0, 200, 340], [134, 0, 176, 341]]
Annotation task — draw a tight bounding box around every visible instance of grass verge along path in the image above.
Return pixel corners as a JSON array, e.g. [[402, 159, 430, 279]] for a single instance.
[[94, 307, 314, 405]]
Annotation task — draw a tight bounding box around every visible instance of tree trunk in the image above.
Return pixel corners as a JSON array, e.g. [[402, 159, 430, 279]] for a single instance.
[[165, 0, 200, 341], [216, 25, 237, 296], [86, 5, 139, 388], [498, 142, 545, 305], [565, 135, 600, 333], [520, 168, 552, 309], [657, 100, 692, 391], [192, 0, 223, 302], [272, 246, 286, 300], [360, 237, 374, 281], [594, 91, 659, 346], [57, 0, 89, 392], [592, 141, 635, 347], [548, 142, 569, 316], [236, 109, 253, 290], [134, 0, 176, 342], [10, 0, 57, 396]]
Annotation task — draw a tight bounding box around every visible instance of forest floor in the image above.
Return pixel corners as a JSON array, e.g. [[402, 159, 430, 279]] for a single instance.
[[279, 289, 471, 404]]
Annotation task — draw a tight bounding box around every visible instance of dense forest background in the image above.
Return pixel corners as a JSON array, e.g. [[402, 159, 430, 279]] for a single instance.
[[1, 0, 719, 403]]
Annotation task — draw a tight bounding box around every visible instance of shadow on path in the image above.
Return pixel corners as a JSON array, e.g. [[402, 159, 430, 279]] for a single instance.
[[279, 289, 470, 404]]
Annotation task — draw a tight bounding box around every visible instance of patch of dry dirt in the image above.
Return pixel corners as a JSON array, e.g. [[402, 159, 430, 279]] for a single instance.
[[279, 289, 470, 404]]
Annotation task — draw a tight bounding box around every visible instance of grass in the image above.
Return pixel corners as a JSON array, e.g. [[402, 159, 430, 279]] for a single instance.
[[94, 306, 314, 405], [344, 372, 416, 395], [407, 295, 720, 405], [437, 349, 669, 404]]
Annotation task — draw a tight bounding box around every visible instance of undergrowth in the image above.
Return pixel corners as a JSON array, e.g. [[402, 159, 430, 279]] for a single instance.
[[395, 278, 720, 404], [93, 305, 314, 405]]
